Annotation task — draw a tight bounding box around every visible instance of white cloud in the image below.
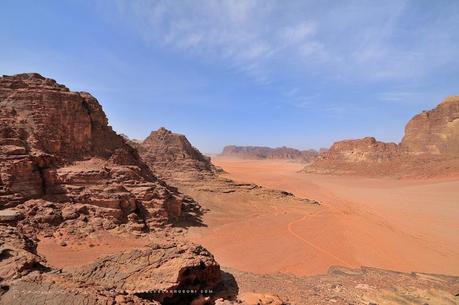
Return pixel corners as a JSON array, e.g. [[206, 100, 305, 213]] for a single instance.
[[281, 22, 316, 44], [99, 0, 459, 86]]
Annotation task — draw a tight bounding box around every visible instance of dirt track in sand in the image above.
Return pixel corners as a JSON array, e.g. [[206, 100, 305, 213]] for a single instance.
[[287, 211, 351, 267], [187, 157, 459, 276]]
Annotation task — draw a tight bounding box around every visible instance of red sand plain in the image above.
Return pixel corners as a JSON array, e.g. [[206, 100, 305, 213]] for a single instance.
[[188, 157, 459, 277]]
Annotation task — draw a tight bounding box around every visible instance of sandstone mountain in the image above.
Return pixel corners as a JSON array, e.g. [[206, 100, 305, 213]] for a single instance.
[[0, 73, 225, 304], [304, 96, 459, 177], [221, 145, 318, 162], [136, 127, 218, 182]]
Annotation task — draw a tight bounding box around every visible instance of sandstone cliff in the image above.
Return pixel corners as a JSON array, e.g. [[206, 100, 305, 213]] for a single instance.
[[317, 137, 400, 163], [0, 73, 224, 304], [304, 96, 459, 177], [0, 73, 190, 225], [401, 96, 459, 156], [221, 145, 318, 162]]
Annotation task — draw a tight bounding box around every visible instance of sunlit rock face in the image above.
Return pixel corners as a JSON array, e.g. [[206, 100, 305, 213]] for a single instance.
[[401, 96, 459, 156], [136, 127, 218, 182], [303, 96, 459, 177], [0, 73, 189, 224]]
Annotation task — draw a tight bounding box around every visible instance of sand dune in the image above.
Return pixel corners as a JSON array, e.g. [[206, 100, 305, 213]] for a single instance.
[[187, 157, 459, 276]]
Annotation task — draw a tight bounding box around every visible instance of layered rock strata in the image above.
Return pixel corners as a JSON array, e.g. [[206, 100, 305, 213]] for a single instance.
[[0, 73, 223, 304]]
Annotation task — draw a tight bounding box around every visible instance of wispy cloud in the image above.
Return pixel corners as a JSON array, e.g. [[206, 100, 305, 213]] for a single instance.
[[97, 0, 459, 102], [379, 91, 418, 102]]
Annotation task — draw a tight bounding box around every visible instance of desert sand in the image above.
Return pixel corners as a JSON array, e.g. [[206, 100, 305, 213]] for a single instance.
[[187, 157, 459, 277]]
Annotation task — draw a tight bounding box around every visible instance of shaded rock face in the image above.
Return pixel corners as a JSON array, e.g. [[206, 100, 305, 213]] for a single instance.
[[401, 96, 459, 156], [137, 128, 218, 182], [0, 73, 223, 304], [221, 145, 318, 162], [304, 97, 459, 177]]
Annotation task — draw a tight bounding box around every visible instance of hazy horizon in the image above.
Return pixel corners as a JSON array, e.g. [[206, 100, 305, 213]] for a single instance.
[[1, 0, 458, 153]]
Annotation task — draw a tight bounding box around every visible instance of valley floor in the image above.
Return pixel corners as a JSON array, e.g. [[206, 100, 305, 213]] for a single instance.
[[188, 157, 459, 277]]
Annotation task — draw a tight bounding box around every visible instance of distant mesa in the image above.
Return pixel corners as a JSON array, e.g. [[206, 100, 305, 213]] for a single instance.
[[221, 145, 318, 162], [304, 96, 459, 177]]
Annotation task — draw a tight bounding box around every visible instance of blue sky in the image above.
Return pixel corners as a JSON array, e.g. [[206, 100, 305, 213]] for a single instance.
[[1, 0, 458, 153]]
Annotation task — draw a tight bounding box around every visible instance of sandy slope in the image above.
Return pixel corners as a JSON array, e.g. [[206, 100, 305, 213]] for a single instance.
[[187, 157, 459, 277]]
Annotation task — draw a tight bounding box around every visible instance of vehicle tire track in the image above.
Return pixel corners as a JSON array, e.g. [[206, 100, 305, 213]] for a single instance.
[[287, 211, 351, 266]]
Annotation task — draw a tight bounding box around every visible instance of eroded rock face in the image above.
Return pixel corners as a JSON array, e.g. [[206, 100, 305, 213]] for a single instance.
[[136, 128, 218, 182], [304, 97, 459, 177], [316, 137, 400, 163], [0, 73, 224, 304], [74, 242, 221, 303], [0, 226, 45, 283], [221, 146, 318, 162], [0, 73, 188, 225], [401, 96, 459, 156]]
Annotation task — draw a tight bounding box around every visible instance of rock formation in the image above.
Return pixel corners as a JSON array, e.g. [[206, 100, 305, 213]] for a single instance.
[[316, 137, 400, 163], [401, 96, 459, 156], [304, 96, 459, 177], [136, 128, 218, 182], [227, 266, 459, 305], [135, 129, 318, 206], [0, 73, 224, 304], [220, 146, 318, 162]]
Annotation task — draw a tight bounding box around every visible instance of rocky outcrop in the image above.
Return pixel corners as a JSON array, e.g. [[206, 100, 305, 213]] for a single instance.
[[304, 97, 459, 177], [136, 128, 218, 182], [316, 137, 400, 163], [221, 146, 318, 162], [0, 226, 45, 283], [73, 242, 220, 303], [135, 129, 319, 206], [0, 73, 224, 304], [0, 73, 190, 226], [227, 266, 459, 305], [304, 137, 402, 175], [0, 227, 222, 304], [401, 96, 459, 156]]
